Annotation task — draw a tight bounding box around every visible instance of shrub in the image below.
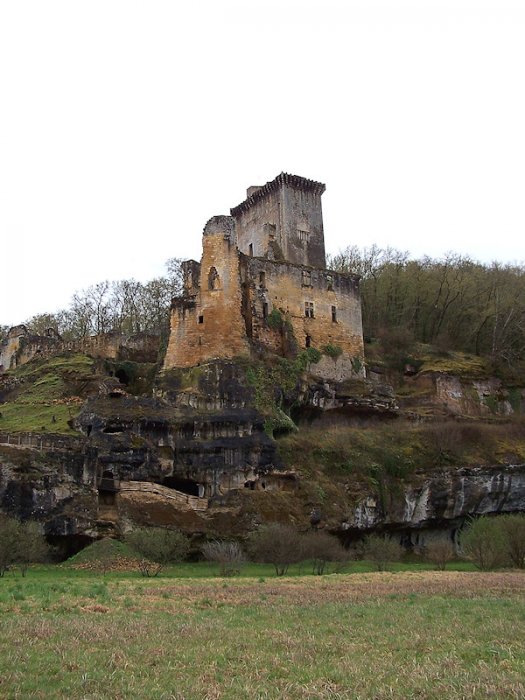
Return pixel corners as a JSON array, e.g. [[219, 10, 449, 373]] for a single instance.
[[499, 514, 525, 569], [125, 527, 189, 576], [424, 540, 455, 571], [248, 523, 303, 576], [322, 343, 343, 360], [0, 516, 49, 576], [363, 534, 403, 571], [301, 531, 347, 575], [202, 540, 245, 577], [460, 516, 506, 570], [267, 308, 284, 330]]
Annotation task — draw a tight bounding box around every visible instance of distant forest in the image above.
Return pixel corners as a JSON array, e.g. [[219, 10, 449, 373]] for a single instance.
[[328, 246, 525, 367], [2, 248, 524, 368]]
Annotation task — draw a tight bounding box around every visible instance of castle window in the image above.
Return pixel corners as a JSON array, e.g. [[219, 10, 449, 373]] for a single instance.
[[198, 315, 204, 324], [298, 229, 310, 244], [332, 306, 337, 322], [262, 302, 268, 319], [305, 335, 311, 348], [305, 301, 314, 319], [259, 271, 266, 287], [327, 274, 333, 290], [208, 267, 219, 290], [249, 243, 254, 257], [301, 270, 312, 287]]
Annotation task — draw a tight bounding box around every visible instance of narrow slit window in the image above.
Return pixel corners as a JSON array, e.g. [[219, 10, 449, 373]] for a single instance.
[[301, 270, 312, 287], [198, 315, 204, 324], [305, 335, 311, 348], [259, 271, 266, 287], [327, 274, 333, 291], [249, 243, 254, 257], [332, 306, 337, 322], [262, 302, 268, 319], [305, 301, 314, 319]]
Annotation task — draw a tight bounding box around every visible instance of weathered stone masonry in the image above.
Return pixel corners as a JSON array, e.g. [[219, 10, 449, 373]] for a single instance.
[[163, 173, 365, 381]]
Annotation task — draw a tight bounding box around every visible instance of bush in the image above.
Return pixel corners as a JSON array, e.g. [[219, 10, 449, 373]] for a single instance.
[[0, 516, 49, 576], [499, 514, 525, 569], [125, 527, 189, 576], [424, 540, 456, 571], [202, 540, 245, 577], [248, 523, 303, 576], [322, 343, 343, 360], [363, 534, 403, 571], [460, 516, 506, 570], [301, 531, 347, 575]]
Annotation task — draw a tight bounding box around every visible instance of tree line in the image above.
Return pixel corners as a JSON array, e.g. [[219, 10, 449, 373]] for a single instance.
[[328, 246, 525, 366], [0, 258, 184, 345], [2, 247, 525, 367]]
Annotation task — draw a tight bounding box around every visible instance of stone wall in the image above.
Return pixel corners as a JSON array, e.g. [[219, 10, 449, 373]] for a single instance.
[[242, 256, 365, 380], [231, 173, 326, 268], [0, 327, 160, 371], [163, 217, 250, 369]]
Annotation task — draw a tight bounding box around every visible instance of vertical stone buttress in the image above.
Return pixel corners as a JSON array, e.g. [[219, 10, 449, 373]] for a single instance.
[[163, 216, 250, 369]]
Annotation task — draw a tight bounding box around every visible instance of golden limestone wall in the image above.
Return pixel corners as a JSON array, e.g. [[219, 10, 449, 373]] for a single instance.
[[243, 257, 364, 381], [163, 217, 250, 370]]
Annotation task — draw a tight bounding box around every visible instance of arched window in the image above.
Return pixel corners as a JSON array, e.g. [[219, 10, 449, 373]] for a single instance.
[[208, 266, 220, 290]]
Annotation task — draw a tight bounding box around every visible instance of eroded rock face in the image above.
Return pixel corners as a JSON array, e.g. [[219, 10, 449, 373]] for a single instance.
[[0, 441, 97, 540], [1, 354, 523, 550], [344, 463, 525, 545]]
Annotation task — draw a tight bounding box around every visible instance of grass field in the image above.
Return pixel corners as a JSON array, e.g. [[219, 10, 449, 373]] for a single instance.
[[0, 568, 524, 699]]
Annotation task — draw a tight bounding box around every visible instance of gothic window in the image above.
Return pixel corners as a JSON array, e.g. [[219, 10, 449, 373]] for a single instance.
[[301, 270, 312, 287], [305, 301, 314, 319], [208, 267, 219, 290], [298, 229, 310, 243]]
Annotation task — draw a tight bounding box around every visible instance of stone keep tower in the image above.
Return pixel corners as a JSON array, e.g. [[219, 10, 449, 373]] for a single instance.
[[230, 173, 326, 268]]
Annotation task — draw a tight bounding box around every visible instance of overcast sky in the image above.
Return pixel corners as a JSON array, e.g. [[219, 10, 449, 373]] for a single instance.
[[1, 0, 524, 326]]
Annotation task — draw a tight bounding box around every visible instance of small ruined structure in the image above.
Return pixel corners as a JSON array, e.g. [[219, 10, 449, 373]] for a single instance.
[[0, 326, 159, 371], [163, 173, 365, 382]]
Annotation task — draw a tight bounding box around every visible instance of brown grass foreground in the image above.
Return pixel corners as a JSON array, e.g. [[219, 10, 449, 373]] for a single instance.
[[0, 571, 524, 699]]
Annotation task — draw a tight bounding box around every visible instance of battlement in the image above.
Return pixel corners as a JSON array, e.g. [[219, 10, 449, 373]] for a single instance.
[[230, 172, 326, 217]]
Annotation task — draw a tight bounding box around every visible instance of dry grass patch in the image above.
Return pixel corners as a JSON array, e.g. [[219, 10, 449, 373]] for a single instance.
[[0, 571, 524, 699]]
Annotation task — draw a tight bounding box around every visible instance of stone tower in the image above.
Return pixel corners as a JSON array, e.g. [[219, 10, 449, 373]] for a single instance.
[[230, 172, 326, 268]]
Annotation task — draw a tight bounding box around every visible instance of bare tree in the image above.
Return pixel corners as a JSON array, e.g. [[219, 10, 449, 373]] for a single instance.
[[248, 523, 303, 576], [202, 540, 245, 576]]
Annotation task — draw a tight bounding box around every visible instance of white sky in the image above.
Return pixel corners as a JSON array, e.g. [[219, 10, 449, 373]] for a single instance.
[[1, 0, 524, 326]]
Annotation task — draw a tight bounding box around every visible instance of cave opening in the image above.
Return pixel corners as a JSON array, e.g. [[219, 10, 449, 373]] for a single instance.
[[162, 476, 201, 496], [115, 368, 129, 385]]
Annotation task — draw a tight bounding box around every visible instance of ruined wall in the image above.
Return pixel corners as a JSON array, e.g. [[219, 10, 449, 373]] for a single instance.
[[163, 216, 250, 369], [0, 326, 61, 371], [0, 329, 160, 371], [242, 257, 365, 381], [231, 173, 326, 268]]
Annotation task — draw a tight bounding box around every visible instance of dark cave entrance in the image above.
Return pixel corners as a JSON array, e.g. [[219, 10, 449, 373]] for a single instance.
[[115, 368, 129, 385], [162, 476, 201, 497]]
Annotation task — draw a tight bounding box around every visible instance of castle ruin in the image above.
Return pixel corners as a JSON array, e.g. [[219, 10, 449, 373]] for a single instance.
[[163, 173, 364, 381]]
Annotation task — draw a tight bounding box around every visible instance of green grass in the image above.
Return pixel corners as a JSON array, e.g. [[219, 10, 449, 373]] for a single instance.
[[0, 353, 95, 433], [0, 569, 523, 698]]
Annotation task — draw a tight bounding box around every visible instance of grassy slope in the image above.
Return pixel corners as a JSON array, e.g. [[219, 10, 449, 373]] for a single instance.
[[0, 353, 95, 434], [0, 570, 523, 698]]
